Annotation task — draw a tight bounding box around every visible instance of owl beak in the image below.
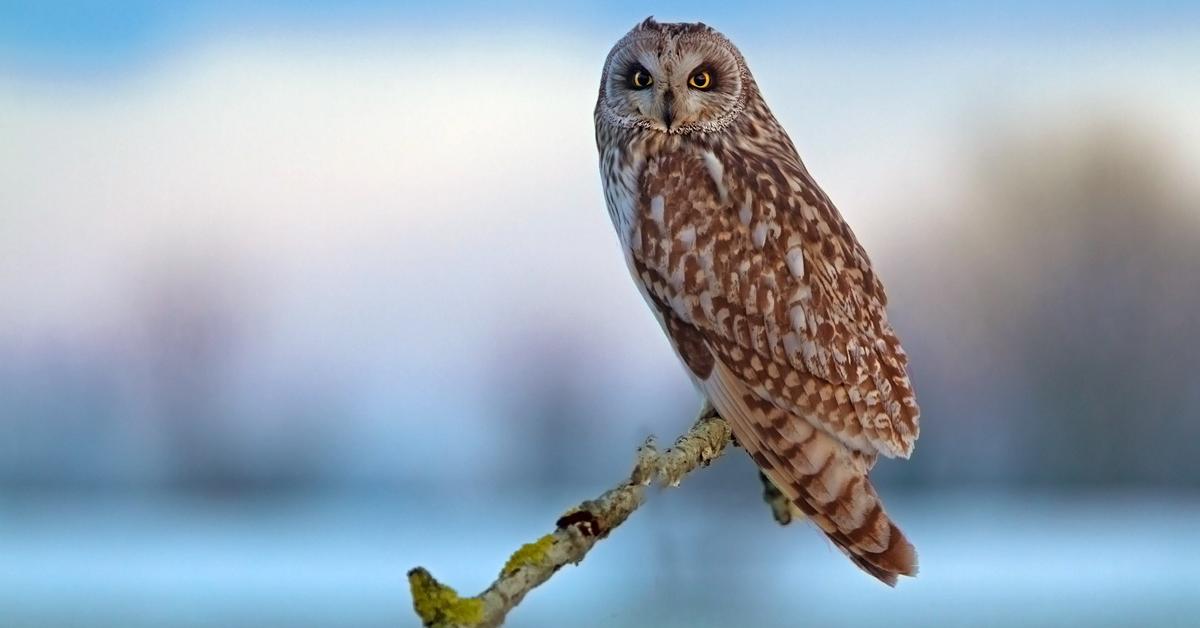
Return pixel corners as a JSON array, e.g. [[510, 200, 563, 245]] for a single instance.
[[661, 90, 675, 130]]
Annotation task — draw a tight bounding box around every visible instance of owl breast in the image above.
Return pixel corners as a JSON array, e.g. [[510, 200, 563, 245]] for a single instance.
[[623, 142, 785, 357], [627, 145, 730, 324]]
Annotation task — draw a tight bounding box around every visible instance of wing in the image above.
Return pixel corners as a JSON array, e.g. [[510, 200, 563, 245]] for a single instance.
[[630, 144, 920, 459]]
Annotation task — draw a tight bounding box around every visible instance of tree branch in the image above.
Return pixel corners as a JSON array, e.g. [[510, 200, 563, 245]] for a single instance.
[[407, 407, 732, 628]]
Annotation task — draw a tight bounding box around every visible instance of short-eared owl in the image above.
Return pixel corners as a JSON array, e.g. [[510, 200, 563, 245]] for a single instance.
[[595, 18, 920, 584]]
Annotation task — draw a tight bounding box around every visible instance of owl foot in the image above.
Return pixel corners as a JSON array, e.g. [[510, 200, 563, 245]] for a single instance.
[[759, 470, 800, 525]]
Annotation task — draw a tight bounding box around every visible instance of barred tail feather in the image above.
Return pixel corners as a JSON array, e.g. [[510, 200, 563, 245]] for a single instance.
[[702, 360, 918, 585]]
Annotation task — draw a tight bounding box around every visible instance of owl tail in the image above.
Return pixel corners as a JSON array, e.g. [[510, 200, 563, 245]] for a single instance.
[[704, 365, 918, 585], [745, 416, 917, 585]]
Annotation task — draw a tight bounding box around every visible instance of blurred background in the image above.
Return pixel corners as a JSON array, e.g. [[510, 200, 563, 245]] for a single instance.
[[2, 2, 1199, 626]]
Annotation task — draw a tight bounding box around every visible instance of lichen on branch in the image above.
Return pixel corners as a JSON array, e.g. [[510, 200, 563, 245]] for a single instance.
[[408, 568, 485, 626], [406, 406, 733, 628]]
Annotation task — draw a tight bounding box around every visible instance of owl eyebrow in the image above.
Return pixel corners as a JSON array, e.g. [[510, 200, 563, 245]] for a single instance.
[[622, 62, 649, 75]]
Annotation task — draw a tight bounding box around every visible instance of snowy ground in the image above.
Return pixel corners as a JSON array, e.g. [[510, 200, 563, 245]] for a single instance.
[[1, 488, 1196, 628]]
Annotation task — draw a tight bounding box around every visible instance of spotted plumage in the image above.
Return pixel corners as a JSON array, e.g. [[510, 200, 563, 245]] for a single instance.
[[596, 18, 920, 585]]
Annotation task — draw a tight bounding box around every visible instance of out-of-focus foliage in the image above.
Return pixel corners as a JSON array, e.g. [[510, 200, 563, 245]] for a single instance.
[[892, 118, 1200, 486]]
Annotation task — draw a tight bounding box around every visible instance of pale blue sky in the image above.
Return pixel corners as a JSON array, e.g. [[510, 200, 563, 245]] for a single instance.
[[4, 1, 1199, 72]]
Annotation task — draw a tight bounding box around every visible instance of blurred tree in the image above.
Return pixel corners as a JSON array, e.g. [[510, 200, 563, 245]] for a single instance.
[[489, 327, 611, 489], [945, 118, 1200, 486], [133, 259, 246, 490]]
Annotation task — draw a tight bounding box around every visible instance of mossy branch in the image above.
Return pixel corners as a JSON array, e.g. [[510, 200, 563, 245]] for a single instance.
[[407, 406, 732, 628]]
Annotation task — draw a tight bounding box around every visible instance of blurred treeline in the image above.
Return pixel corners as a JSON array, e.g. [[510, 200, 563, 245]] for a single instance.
[[1, 115, 1197, 493], [896, 117, 1200, 487]]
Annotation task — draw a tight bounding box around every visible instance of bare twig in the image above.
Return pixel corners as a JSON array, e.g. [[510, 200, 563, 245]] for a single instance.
[[407, 408, 733, 628]]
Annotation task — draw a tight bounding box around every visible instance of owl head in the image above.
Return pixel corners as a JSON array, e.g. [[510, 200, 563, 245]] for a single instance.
[[597, 18, 752, 135]]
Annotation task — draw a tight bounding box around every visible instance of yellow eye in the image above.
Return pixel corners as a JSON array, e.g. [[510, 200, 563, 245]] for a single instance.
[[631, 69, 653, 89], [689, 70, 712, 90]]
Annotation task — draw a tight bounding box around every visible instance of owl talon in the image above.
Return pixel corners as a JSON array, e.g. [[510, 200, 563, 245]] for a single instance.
[[630, 436, 660, 485], [759, 470, 795, 525]]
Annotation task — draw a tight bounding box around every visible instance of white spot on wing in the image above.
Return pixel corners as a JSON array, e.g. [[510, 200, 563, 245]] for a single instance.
[[702, 151, 728, 203], [789, 304, 807, 332], [782, 332, 801, 358], [677, 224, 696, 248], [752, 222, 768, 248], [650, 195, 665, 225], [786, 247, 806, 278]]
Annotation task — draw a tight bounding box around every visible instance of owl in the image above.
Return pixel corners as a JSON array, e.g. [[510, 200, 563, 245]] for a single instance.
[[595, 18, 920, 585]]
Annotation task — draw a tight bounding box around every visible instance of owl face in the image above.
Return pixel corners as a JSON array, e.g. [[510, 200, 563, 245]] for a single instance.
[[598, 19, 748, 135]]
